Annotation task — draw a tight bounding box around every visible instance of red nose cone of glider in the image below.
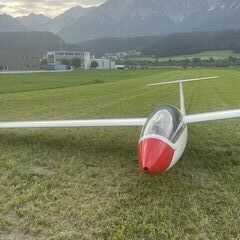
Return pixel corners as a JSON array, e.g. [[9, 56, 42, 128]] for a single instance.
[[138, 138, 175, 175]]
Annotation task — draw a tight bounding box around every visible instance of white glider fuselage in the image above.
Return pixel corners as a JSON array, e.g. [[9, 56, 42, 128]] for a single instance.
[[138, 105, 188, 175]]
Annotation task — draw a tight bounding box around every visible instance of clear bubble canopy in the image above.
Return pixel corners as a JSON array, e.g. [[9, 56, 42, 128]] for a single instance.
[[140, 105, 185, 143]]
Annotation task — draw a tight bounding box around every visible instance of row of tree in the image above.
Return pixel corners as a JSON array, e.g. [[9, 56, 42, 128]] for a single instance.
[[122, 56, 240, 68], [77, 30, 240, 58]]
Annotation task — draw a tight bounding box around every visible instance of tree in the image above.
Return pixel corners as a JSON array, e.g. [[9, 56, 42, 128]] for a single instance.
[[192, 57, 201, 67], [40, 59, 47, 69], [182, 58, 190, 69], [91, 60, 99, 69], [61, 59, 71, 66], [182, 62, 188, 69], [71, 58, 82, 69], [40, 59, 47, 65], [229, 56, 237, 62]]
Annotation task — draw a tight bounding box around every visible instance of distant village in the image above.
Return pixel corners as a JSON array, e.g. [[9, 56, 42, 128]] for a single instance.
[[0, 49, 145, 72], [0, 50, 113, 72], [0, 50, 139, 71]]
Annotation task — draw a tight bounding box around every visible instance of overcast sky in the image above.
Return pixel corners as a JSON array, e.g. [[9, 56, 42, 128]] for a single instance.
[[0, 0, 106, 17]]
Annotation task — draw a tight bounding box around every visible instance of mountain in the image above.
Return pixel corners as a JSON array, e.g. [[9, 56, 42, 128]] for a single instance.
[[0, 32, 67, 54], [12, 6, 94, 33], [17, 13, 51, 31], [41, 6, 95, 33], [2, 0, 240, 43], [58, 0, 240, 43], [0, 14, 27, 32]]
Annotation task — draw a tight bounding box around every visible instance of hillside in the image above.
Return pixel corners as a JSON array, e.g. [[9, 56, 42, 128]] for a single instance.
[[143, 30, 240, 57], [77, 30, 240, 57], [77, 36, 163, 57], [1, 30, 240, 58], [0, 32, 67, 54]]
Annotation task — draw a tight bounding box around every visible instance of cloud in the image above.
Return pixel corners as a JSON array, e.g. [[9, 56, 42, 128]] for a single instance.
[[0, 3, 6, 15], [0, 0, 106, 17]]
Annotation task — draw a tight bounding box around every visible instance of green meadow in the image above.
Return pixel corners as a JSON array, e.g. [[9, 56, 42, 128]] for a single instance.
[[127, 50, 240, 62], [0, 69, 239, 239], [158, 50, 240, 62]]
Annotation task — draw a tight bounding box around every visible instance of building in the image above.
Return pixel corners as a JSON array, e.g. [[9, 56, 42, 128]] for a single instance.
[[0, 52, 41, 71], [105, 50, 141, 60], [47, 51, 91, 69], [125, 64, 148, 69], [44, 63, 68, 71], [115, 65, 125, 70], [92, 59, 115, 70], [105, 52, 128, 60]]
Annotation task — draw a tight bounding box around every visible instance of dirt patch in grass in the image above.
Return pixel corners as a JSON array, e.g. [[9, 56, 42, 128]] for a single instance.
[[0, 231, 45, 240], [26, 166, 54, 176], [0, 212, 46, 240], [5, 212, 20, 224]]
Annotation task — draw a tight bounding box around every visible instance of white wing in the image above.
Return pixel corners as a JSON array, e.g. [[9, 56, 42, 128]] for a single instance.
[[183, 109, 240, 124], [1, 110, 239, 129], [0, 118, 147, 129], [147, 76, 219, 87]]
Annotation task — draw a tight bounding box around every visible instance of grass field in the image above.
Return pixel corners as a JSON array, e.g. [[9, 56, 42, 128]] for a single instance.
[[126, 50, 240, 62], [0, 69, 240, 239], [159, 50, 240, 62]]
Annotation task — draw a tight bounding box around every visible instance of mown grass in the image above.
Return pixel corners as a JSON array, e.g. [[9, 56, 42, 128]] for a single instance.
[[0, 69, 239, 239]]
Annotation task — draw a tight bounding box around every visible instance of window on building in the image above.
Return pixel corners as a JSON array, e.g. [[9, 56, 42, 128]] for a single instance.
[[56, 52, 64, 56], [47, 54, 55, 63]]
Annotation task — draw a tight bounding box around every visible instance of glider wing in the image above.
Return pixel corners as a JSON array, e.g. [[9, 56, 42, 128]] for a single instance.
[[183, 109, 240, 124], [0, 118, 147, 129]]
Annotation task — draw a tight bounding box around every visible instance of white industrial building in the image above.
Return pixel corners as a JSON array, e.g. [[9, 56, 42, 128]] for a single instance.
[[92, 59, 115, 70], [47, 51, 91, 69]]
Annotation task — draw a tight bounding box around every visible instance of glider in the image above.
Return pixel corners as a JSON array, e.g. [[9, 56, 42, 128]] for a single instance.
[[0, 76, 239, 175]]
